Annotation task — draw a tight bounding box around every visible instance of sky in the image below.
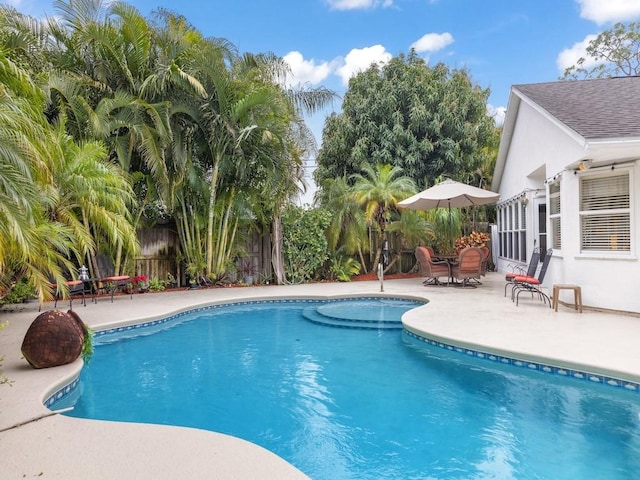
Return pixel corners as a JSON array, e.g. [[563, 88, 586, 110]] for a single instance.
[[10, 0, 640, 202]]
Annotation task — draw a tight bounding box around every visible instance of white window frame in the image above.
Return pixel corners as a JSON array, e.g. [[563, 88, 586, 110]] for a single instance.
[[579, 168, 633, 257], [548, 180, 561, 251], [497, 199, 527, 262]]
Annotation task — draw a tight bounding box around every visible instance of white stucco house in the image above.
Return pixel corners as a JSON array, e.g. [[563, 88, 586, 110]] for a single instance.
[[491, 76, 640, 314]]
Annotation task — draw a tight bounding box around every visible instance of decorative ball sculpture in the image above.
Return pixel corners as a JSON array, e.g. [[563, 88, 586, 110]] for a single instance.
[[21, 310, 87, 369]]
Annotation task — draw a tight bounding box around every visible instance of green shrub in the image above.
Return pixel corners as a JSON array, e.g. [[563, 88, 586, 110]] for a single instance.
[[281, 206, 332, 284], [148, 277, 165, 292], [81, 324, 94, 363], [2, 280, 37, 305], [330, 253, 361, 282]]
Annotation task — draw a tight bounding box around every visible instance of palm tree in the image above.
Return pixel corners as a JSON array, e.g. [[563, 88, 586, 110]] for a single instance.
[[316, 175, 370, 272], [386, 210, 435, 272], [236, 52, 338, 284], [351, 163, 416, 270], [0, 51, 109, 300], [0, 51, 60, 296], [2, 0, 337, 288], [48, 124, 139, 278]]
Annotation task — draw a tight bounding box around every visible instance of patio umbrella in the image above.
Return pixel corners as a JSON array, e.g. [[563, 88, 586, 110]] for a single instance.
[[398, 179, 499, 250], [398, 178, 499, 210]]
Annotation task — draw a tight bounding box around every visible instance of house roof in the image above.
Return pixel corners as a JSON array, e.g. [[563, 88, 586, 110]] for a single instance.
[[513, 76, 640, 140], [491, 76, 640, 192]]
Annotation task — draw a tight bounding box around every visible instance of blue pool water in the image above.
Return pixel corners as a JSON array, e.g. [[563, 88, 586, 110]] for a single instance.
[[54, 299, 640, 479]]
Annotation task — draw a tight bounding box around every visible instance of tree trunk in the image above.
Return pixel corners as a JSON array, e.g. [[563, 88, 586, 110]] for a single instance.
[[205, 158, 221, 274], [271, 214, 285, 285], [358, 248, 368, 274]]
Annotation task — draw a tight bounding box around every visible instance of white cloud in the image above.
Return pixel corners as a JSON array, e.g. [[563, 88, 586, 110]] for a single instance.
[[335, 45, 393, 85], [556, 34, 599, 73], [487, 104, 506, 126], [410, 32, 454, 53], [282, 51, 332, 87], [577, 0, 640, 24], [281, 45, 392, 89], [326, 0, 393, 11]]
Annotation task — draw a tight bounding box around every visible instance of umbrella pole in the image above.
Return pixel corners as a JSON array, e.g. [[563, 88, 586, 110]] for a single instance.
[[449, 203, 454, 253], [378, 235, 389, 292]]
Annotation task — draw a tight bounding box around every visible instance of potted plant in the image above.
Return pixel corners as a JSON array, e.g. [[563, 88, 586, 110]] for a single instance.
[[132, 275, 148, 293], [240, 260, 256, 285], [186, 260, 204, 289], [454, 231, 490, 253]]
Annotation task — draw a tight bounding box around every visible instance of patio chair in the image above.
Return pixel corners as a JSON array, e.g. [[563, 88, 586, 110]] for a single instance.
[[53, 280, 87, 310], [480, 246, 490, 276], [415, 246, 451, 286], [451, 247, 484, 288], [468, 245, 491, 285], [504, 248, 541, 297], [512, 249, 554, 307]]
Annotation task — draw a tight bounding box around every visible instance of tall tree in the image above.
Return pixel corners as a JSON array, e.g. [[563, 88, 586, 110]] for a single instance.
[[315, 51, 497, 191], [235, 52, 337, 284], [563, 22, 640, 79], [0, 49, 136, 300]]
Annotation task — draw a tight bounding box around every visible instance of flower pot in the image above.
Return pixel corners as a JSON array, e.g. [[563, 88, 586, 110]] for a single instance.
[[244, 275, 254, 285]]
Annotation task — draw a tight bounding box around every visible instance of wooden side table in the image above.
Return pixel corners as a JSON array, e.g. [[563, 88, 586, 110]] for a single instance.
[[552, 284, 582, 313]]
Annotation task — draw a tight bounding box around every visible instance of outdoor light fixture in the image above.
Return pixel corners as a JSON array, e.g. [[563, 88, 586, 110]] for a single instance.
[[578, 159, 593, 171], [79, 265, 89, 281]]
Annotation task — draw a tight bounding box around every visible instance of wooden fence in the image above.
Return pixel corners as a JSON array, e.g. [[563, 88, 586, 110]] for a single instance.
[[134, 227, 180, 285]]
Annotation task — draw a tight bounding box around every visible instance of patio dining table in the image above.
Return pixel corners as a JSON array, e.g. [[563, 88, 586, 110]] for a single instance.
[[433, 253, 460, 285]]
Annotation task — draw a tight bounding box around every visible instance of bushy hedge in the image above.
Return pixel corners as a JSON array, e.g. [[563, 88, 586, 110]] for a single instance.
[[281, 206, 332, 284]]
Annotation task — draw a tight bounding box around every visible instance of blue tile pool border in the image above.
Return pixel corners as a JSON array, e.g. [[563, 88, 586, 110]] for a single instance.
[[44, 297, 423, 407], [403, 330, 640, 393]]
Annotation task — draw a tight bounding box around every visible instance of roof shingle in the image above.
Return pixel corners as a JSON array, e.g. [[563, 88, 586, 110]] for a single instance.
[[513, 76, 640, 140]]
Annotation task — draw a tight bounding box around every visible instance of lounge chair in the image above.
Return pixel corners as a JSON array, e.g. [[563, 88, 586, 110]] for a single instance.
[[415, 246, 451, 286], [451, 247, 484, 288], [504, 248, 541, 297], [49, 279, 92, 311], [512, 249, 554, 306]]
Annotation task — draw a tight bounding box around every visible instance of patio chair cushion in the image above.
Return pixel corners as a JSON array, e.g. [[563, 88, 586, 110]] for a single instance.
[[513, 275, 539, 285], [415, 246, 450, 285], [451, 247, 483, 286]]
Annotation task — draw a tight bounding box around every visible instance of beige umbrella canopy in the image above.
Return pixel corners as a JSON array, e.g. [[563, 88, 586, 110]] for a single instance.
[[398, 179, 500, 210], [399, 179, 499, 252]]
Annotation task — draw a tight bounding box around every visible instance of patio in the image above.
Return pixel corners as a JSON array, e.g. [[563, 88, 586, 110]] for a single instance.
[[1, 273, 639, 479]]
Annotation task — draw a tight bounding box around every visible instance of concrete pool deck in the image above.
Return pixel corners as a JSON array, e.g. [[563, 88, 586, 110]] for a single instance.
[[1, 272, 639, 479]]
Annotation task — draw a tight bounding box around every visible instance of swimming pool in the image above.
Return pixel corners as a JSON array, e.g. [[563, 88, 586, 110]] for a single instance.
[[53, 298, 640, 479]]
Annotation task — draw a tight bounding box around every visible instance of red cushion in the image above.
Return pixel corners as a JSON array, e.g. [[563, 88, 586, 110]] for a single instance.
[[514, 275, 539, 285], [102, 275, 130, 282]]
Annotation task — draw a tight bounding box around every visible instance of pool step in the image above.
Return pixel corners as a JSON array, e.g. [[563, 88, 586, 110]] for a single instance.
[[302, 305, 403, 330]]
